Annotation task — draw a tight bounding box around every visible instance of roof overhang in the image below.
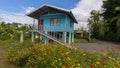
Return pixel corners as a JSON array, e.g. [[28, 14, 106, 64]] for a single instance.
[[27, 4, 77, 23]]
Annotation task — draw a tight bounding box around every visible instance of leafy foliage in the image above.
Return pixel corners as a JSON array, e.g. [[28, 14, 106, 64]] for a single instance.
[[88, 10, 105, 39], [88, 0, 120, 42], [0, 21, 30, 40]]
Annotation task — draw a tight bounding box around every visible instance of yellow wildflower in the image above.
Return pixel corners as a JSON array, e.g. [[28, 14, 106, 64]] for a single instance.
[[83, 53, 86, 56], [102, 53, 106, 56], [66, 52, 70, 55], [67, 57, 71, 61], [78, 64, 80, 66], [104, 65, 107, 68], [96, 62, 100, 65]]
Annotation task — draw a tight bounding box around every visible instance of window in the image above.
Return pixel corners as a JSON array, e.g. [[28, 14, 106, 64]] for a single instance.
[[50, 18, 60, 26]]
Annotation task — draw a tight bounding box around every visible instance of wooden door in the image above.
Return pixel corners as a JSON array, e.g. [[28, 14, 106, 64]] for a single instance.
[[38, 19, 44, 31]]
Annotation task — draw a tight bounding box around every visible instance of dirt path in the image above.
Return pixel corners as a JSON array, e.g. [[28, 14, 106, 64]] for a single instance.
[[75, 41, 120, 53], [0, 46, 16, 68]]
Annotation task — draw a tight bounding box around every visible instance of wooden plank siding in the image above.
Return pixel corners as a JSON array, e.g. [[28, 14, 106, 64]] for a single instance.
[[39, 13, 74, 33]]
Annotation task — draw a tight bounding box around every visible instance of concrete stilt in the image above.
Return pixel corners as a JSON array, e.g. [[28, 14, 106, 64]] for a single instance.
[[68, 32, 71, 44], [63, 32, 67, 44], [44, 31, 48, 44], [54, 32, 56, 38], [20, 31, 24, 43], [32, 32, 34, 42], [71, 33, 74, 42]]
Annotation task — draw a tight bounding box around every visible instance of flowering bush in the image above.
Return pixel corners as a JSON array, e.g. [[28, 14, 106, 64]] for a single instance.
[[7, 43, 120, 68]]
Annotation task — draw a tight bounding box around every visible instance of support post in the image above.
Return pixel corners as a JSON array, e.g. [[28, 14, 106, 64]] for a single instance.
[[63, 32, 67, 44], [68, 32, 71, 44], [44, 32, 48, 44], [20, 31, 23, 43], [32, 32, 34, 42], [72, 33, 74, 42], [54, 32, 56, 38]]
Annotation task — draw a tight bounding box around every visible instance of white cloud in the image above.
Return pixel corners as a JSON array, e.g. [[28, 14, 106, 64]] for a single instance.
[[0, 13, 32, 24], [71, 0, 103, 29], [25, 7, 36, 14], [0, 7, 36, 24]]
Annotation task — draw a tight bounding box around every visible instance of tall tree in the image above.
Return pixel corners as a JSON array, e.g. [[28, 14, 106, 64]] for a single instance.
[[102, 0, 120, 32], [88, 10, 105, 39], [102, 0, 120, 41]]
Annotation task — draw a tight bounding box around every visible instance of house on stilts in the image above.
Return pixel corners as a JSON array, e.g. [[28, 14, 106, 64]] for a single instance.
[[27, 4, 77, 45]]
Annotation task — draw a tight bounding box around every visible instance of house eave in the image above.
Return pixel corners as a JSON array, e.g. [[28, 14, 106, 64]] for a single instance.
[[27, 4, 78, 23]]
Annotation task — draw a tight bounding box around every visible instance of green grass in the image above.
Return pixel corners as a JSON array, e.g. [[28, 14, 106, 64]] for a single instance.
[[0, 40, 19, 46], [74, 39, 88, 43]]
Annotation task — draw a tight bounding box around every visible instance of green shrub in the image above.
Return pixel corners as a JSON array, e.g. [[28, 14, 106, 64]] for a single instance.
[[90, 38, 97, 43], [7, 43, 120, 68], [74, 39, 88, 43]]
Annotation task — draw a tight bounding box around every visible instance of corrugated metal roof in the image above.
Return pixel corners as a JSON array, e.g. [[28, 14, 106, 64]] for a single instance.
[[27, 4, 77, 23]]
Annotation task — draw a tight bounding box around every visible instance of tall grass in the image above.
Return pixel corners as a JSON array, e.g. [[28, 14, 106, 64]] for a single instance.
[[0, 40, 19, 46]]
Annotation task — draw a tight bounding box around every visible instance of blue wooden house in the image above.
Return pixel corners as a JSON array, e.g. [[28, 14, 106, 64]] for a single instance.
[[27, 4, 77, 45]]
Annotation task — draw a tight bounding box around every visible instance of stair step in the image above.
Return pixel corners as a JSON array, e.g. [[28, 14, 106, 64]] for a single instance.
[[31, 30, 65, 45]]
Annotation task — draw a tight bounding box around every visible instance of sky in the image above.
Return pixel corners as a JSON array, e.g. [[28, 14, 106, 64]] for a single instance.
[[0, 0, 103, 29]]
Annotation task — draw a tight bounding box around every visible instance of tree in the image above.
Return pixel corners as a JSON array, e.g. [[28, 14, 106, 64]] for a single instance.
[[88, 0, 120, 42], [88, 10, 105, 39], [102, 0, 120, 41]]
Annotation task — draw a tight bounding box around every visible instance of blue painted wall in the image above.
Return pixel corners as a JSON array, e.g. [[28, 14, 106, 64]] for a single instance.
[[65, 15, 74, 33], [39, 12, 74, 33]]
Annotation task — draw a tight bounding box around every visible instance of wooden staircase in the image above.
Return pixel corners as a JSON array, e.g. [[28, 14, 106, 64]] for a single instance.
[[31, 30, 65, 45]]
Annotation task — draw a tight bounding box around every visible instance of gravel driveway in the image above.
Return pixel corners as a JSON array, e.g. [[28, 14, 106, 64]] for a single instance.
[[74, 41, 120, 53]]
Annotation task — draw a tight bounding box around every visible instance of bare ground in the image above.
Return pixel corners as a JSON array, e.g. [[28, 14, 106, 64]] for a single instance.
[[0, 46, 16, 68], [74, 41, 120, 53]]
